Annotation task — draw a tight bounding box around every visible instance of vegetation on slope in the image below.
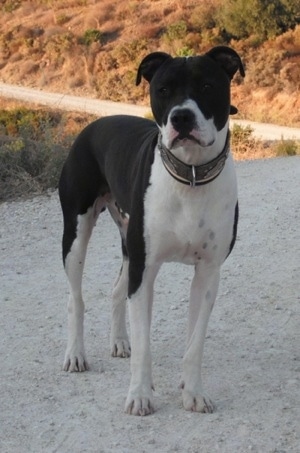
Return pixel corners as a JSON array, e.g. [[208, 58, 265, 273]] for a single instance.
[[0, 0, 299, 126]]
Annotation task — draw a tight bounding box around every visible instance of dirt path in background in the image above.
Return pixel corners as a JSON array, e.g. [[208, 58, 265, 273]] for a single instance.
[[0, 156, 299, 452], [1, 82, 300, 140]]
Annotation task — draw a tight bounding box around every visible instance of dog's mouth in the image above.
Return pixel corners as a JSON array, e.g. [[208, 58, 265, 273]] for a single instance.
[[171, 134, 200, 147], [171, 133, 214, 148]]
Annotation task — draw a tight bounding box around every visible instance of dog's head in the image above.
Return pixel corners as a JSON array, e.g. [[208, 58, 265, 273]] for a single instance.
[[137, 46, 244, 164]]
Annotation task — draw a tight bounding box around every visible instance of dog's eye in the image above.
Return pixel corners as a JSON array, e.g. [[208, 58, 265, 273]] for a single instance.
[[158, 86, 169, 96], [202, 84, 212, 93]]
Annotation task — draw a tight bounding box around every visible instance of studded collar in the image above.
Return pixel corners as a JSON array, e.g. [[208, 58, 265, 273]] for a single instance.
[[157, 131, 230, 187]]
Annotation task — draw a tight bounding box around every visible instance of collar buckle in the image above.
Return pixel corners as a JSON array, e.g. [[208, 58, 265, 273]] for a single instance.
[[191, 165, 196, 188]]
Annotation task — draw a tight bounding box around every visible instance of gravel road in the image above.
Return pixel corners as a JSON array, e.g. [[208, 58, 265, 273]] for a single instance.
[[1, 82, 300, 141], [0, 156, 299, 452]]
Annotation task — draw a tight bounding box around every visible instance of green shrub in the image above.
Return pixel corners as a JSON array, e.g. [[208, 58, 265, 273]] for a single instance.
[[0, 108, 61, 140], [274, 139, 299, 156], [80, 29, 102, 46], [164, 21, 188, 42], [0, 107, 73, 200], [112, 39, 148, 64], [45, 32, 75, 56], [176, 47, 195, 57], [231, 124, 257, 156], [231, 124, 254, 142], [0, 107, 98, 200], [218, 0, 300, 41], [0, 136, 69, 200]]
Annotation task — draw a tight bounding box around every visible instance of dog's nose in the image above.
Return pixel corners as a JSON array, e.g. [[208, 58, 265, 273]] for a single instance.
[[171, 109, 196, 134]]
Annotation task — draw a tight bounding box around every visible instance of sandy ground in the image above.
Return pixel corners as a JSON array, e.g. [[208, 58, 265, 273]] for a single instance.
[[0, 156, 299, 453]]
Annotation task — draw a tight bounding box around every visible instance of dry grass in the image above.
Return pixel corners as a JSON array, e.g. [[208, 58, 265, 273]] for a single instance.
[[0, 98, 96, 200], [231, 124, 276, 160], [1, 98, 298, 202], [0, 0, 299, 126]]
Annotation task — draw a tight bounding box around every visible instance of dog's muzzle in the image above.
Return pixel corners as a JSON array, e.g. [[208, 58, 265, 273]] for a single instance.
[[158, 132, 230, 187], [171, 108, 196, 135]]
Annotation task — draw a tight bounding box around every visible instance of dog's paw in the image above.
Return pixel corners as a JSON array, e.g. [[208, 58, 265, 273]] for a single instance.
[[111, 338, 131, 358], [63, 348, 89, 372], [181, 384, 214, 413], [125, 382, 154, 416], [125, 389, 154, 416]]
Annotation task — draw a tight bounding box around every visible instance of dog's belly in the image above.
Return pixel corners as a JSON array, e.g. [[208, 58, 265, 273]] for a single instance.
[[144, 151, 237, 266]]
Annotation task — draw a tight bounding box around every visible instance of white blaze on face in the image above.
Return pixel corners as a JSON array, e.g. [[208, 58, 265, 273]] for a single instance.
[[159, 99, 229, 165]]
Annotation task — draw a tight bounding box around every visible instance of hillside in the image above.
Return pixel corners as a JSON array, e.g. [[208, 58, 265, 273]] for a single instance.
[[0, 0, 300, 126]]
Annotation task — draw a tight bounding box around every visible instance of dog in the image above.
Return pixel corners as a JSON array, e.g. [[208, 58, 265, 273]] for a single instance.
[[59, 46, 245, 416]]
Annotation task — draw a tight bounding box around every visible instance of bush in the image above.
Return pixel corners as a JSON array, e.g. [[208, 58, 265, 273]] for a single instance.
[[189, 3, 219, 31], [164, 21, 188, 42], [274, 139, 299, 156], [218, 0, 300, 41], [45, 31, 76, 60], [80, 29, 102, 46], [231, 123, 254, 142], [112, 39, 148, 64], [0, 136, 68, 200], [231, 124, 257, 156], [176, 46, 194, 57], [0, 106, 97, 200], [0, 108, 61, 140], [245, 49, 284, 88]]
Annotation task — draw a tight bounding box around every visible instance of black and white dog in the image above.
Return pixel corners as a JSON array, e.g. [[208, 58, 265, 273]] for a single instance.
[[59, 46, 244, 416]]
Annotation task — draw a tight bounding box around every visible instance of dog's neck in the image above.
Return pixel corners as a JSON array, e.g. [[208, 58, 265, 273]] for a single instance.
[[157, 131, 230, 187]]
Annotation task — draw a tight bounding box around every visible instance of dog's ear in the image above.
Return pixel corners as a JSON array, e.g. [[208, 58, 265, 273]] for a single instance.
[[206, 46, 245, 79], [230, 105, 238, 115], [136, 52, 171, 85]]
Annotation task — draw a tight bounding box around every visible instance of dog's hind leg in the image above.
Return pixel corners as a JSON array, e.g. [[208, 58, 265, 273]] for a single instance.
[[107, 203, 131, 358], [62, 200, 104, 372], [110, 251, 131, 358], [59, 136, 109, 372]]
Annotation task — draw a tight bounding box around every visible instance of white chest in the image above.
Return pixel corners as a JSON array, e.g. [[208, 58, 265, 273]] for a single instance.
[[143, 151, 237, 266]]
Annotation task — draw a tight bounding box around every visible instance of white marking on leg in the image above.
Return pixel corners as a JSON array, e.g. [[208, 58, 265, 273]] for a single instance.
[[181, 263, 220, 413], [63, 204, 101, 372], [125, 265, 160, 416], [110, 259, 131, 357]]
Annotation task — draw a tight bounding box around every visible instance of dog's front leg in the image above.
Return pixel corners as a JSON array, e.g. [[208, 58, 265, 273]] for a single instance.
[[125, 266, 158, 416], [181, 263, 220, 413]]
